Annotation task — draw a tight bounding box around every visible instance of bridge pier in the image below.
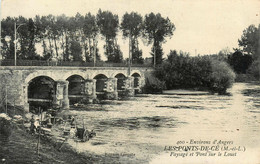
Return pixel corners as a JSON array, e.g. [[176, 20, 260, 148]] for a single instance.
[[124, 76, 135, 97], [83, 79, 96, 103], [134, 77, 145, 93], [53, 80, 69, 109], [105, 78, 118, 100], [22, 84, 30, 112]]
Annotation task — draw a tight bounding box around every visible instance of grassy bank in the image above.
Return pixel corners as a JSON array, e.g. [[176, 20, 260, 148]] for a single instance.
[[0, 117, 95, 164], [0, 106, 144, 164]]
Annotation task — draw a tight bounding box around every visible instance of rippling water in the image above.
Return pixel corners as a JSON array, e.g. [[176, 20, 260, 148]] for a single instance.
[[67, 83, 260, 164]]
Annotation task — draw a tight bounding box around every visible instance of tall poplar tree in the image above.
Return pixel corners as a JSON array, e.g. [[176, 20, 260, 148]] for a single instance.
[[143, 13, 175, 66], [121, 12, 144, 64], [96, 9, 123, 63]]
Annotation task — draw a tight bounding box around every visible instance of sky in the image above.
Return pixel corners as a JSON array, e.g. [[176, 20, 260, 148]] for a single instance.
[[1, 0, 260, 59]]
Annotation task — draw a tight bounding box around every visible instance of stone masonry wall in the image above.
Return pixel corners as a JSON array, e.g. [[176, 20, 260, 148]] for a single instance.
[[0, 66, 153, 111]]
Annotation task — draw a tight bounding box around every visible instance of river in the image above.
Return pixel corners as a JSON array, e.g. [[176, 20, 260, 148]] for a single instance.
[[66, 83, 260, 164]]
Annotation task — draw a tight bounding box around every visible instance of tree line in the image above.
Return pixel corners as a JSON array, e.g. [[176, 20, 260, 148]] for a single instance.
[[151, 50, 235, 94], [1, 10, 175, 65], [208, 24, 260, 80], [145, 23, 260, 94], [232, 24, 260, 80]]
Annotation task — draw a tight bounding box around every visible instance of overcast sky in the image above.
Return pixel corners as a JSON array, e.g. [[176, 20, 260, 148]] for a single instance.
[[1, 0, 259, 59]]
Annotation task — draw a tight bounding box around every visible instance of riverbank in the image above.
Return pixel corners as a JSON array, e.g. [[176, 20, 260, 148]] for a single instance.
[[0, 108, 143, 164], [0, 113, 96, 164], [162, 90, 209, 95], [1, 129, 88, 163]]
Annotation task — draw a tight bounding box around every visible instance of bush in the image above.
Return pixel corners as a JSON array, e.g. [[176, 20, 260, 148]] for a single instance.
[[209, 60, 236, 94], [247, 60, 260, 80], [155, 50, 212, 90], [235, 74, 253, 82], [227, 50, 253, 74], [154, 50, 235, 94], [142, 76, 166, 94]]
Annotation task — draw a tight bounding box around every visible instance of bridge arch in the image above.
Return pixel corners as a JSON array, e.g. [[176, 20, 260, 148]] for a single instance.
[[131, 72, 141, 88], [66, 75, 85, 104], [115, 73, 126, 90], [63, 72, 87, 81], [94, 74, 108, 93], [89, 72, 109, 79], [27, 76, 56, 112], [25, 71, 59, 84], [111, 71, 127, 79], [66, 74, 85, 81]]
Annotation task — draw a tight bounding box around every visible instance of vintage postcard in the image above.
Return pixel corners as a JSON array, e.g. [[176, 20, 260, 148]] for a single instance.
[[0, 0, 260, 163]]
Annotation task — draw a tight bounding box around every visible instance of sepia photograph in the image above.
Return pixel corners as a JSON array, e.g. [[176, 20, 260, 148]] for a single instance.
[[0, 0, 260, 163]]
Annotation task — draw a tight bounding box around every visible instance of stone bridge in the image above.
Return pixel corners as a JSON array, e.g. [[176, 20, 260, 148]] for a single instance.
[[0, 66, 153, 112]]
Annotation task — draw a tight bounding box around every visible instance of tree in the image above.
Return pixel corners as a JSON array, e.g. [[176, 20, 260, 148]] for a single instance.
[[46, 15, 60, 59], [121, 12, 144, 64], [83, 13, 99, 62], [18, 17, 40, 60], [34, 15, 48, 59], [155, 50, 209, 89], [1, 17, 15, 60], [210, 60, 236, 94], [96, 9, 123, 63], [228, 50, 252, 74], [70, 40, 82, 61], [143, 13, 175, 66], [55, 14, 70, 61], [1, 16, 40, 60], [155, 50, 235, 94], [131, 39, 144, 64], [238, 24, 260, 79], [238, 24, 260, 60]]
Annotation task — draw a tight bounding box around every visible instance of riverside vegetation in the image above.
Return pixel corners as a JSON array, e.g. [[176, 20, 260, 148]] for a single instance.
[[143, 50, 235, 95], [144, 23, 260, 94]]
